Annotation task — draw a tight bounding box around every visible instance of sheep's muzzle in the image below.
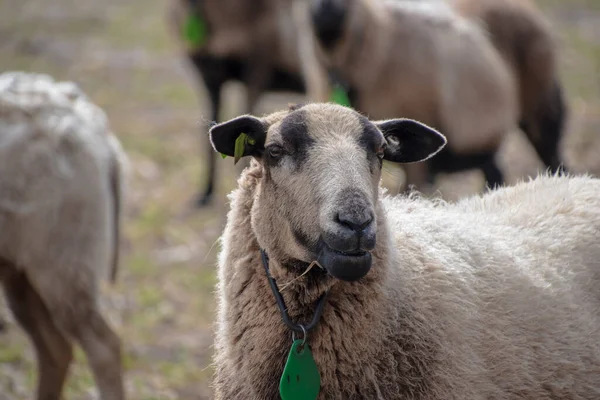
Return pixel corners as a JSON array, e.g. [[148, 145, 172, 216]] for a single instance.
[[316, 239, 373, 281]]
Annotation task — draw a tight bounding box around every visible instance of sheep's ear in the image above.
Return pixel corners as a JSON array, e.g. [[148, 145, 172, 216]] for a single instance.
[[209, 115, 267, 158], [375, 119, 447, 164]]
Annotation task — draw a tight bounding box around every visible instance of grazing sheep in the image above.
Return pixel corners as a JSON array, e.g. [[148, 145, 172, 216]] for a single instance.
[[209, 102, 600, 399], [306, 0, 519, 193], [448, 0, 569, 173], [0, 72, 127, 400], [166, 0, 329, 206]]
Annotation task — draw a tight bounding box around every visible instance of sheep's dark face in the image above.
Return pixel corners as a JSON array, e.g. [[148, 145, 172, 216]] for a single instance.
[[210, 103, 446, 282], [310, 0, 351, 51]]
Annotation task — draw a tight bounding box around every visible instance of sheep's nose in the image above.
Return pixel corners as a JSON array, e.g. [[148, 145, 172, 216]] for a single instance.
[[335, 211, 373, 232], [328, 210, 376, 252], [321, 189, 377, 253]]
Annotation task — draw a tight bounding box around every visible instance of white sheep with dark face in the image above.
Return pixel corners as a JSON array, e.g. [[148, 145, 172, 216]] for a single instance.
[[209, 102, 600, 399], [305, 0, 519, 193], [0, 71, 127, 400]]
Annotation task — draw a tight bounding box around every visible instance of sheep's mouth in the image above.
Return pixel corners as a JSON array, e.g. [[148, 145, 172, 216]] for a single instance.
[[316, 241, 372, 282], [331, 249, 367, 257]]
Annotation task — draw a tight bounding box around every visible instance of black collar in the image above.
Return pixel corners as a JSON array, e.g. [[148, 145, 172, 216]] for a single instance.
[[260, 249, 330, 334]]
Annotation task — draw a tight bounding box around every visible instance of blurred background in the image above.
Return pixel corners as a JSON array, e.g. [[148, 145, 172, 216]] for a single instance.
[[0, 0, 599, 398]]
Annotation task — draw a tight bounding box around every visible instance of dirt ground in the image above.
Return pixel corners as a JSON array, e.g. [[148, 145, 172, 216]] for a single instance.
[[0, 0, 599, 398]]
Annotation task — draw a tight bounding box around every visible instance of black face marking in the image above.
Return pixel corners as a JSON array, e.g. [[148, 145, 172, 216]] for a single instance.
[[358, 116, 384, 150], [274, 110, 314, 169], [311, 0, 348, 50], [358, 116, 385, 173]]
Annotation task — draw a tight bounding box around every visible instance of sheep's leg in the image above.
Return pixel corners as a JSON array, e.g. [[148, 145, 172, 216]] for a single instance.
[[71, 309, 124, 400], [200, 83, 220, 206], [3, 271, 73, 400], [519, 80, 568, 174], [244, 65, 269, 114], [481, 157, 504, 190], [238, 59, 270, 173], [189, 53, 227, 207], [24, 265, 124, 400]]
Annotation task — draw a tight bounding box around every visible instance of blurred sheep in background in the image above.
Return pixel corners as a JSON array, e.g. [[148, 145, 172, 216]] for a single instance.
[[307, 0, 519, 193], [0, 71, 128, 400], [166, 0, 329, 207]]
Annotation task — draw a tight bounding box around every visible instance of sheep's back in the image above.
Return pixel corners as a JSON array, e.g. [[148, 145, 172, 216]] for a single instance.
[[0, 72, 117, 281], [373, 1, 518, 153], [381, 174, 600, 397], [450, 0, 557, 116]]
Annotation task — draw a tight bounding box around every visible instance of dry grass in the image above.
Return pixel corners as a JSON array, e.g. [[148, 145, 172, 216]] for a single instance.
[[0, 0, 599, 398]]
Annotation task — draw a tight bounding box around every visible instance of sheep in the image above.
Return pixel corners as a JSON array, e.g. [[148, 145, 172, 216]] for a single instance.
[[208, 102, 600, 399], [446, 0, 569, 173], [305, 0, 521, 194], [0, 71, 127, 400], [166, 0, 329, 207], [398, 0, 569, 172]]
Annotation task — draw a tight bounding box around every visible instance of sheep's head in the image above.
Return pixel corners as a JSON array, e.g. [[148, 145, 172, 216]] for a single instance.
[[309, 0, 370, 53], [210, 103, 445, 282], [310, 0, 351, 51]]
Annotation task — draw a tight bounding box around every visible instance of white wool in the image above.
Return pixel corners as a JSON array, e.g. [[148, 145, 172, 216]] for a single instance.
[[0, 71, 128, 399]]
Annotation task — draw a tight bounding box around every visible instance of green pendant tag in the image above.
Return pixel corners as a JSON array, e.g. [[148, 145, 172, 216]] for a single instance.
[[184, 14, 208, 47], [279, 340, 321, 400], [329, 85, 351, 107]]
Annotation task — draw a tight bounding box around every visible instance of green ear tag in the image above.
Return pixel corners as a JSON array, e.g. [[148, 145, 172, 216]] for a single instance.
[[184, 14, 208, 47], [329, 85, 351, 107], [279, 340, 321, 400], [233, 133, 255, 164]]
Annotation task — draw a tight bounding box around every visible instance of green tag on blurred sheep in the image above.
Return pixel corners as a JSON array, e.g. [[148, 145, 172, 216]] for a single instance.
[[184, 14, 208, 47], [330, 85, 351, 107], [279, 340, 321, 400], [233, 133, 256, 165]]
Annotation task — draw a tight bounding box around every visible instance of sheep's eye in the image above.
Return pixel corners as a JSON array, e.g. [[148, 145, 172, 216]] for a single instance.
[[267, 145, 285, 159], [376, 145, 386, 160]]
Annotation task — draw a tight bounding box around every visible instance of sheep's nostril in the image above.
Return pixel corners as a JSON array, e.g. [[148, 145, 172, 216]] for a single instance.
[[336, 212, 374, 233], [323, 210, 376, 253]]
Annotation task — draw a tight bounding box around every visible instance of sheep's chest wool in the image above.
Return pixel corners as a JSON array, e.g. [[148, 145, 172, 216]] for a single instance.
[[209, 103, 600, 400]]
